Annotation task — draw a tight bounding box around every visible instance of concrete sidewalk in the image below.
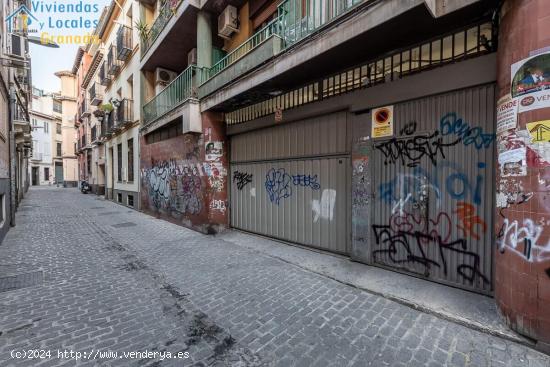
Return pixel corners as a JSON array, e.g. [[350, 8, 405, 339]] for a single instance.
[[219, 231, 531, 346]]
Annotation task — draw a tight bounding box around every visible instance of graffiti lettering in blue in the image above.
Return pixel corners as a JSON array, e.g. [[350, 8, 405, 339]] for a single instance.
[[292, 174, 321, 190], [265, 168, 321, 204], [379, 161, 486, 207], [439, 112, 495, 150]]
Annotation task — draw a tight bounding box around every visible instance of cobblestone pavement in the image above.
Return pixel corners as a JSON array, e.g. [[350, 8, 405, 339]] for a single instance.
[[0, 187, 549, 367]]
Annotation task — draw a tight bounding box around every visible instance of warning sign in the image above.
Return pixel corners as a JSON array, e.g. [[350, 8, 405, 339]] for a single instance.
[[372, 105, 394, 138]]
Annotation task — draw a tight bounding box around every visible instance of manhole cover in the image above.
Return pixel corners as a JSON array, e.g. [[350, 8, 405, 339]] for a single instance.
[[0, 271, 43, 293], [112, 222, 137, 228], [99, 211, 119, 215]]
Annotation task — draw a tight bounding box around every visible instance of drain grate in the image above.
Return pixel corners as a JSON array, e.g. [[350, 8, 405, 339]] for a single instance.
[[0, 271, 43, 293], [112, 222, 137, 228], [99, 211, 119, 215], [90, 207, 105, 210]]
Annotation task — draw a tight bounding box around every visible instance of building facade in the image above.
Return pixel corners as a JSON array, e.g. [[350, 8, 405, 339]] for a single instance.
[[29, 88, 54, 185], [69, 0, 550, 350], [0, 0, 32, 241]]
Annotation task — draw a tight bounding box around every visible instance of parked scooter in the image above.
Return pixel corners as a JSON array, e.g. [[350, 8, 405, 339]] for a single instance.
[[80, 180, 91, 194]]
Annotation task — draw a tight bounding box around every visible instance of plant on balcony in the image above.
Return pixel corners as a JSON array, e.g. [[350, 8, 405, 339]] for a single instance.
[[99, 103, 114, 113], [168, 0, 179, 14], [135, 20, 150, 42]]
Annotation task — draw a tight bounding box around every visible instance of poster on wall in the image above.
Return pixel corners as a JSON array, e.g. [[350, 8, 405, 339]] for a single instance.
[[511, 51, 550, 112], [496, 94, 518, 134], [371, 105, 394, 138], [205, 141, 223, 161], [526, 120, 550, 143], [498, 147, 527, 177]]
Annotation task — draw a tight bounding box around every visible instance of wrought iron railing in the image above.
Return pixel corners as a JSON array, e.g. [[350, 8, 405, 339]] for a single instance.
[[99, 61, 111, 86], [89, 82, 103, 106], [142, 65, 205, 125], [107, 45, 122, 75], [116, 99, 134, 127], [117, 25, 133, 61], [141, 0, 182, 57]]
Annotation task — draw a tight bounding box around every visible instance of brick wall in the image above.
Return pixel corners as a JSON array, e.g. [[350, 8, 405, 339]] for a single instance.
[[139, 112, 228, 234], [495, 0, 550, 349]]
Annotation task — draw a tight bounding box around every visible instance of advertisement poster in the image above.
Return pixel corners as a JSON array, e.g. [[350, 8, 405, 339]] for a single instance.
[[511, 51, 550, 112], [371, 105, 394, 138], [526, 120, 550, 143], [498, 147, 527, 177], [496, 94, 518, 134], [205, 141, 223, 161]]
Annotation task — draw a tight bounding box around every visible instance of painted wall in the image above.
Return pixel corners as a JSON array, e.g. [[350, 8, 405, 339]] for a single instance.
[[224, 3, 253, 52], [140, 112, 228, 234], [495, 0, 550, 350]]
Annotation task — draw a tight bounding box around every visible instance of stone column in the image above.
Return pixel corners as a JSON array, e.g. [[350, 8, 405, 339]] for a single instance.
[[496, 0, 550, 351]]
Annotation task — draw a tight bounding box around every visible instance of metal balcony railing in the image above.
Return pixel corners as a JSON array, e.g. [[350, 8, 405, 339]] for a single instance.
[[80, 98, 90, 118], [116, 99, 134, 127], [106, 110, 116, 134], [13, 104, 28, 122], [141, 0, 182, 57], [89, 82, 103, 106], [116, 25, 133, 61], [99, 61, 111, 86], [107, 45, 122, 75], [201, 0, 368, 85], [143, 65, 204, 125]]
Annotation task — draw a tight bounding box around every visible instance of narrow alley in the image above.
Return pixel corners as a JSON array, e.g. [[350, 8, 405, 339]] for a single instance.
[[0, 187, 549, 367]]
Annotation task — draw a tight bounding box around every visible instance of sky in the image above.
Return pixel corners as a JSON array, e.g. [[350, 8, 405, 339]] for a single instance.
[[28, 0, 111, 93]]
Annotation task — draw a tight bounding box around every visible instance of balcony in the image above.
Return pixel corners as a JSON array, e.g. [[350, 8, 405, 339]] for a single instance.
[[80, 99, 91, 118], [116, 99, 134, 128], [107, 45, 122, 76], [116, 25, 133, 62], [143, 65, 204, 130], [89, 83, 103, 106], [141, 0, 182, 57], [199, 20, 283, 98], [99, 61, 111, 86], [31, 152, 42, 161], [198, 0, 368, 101]]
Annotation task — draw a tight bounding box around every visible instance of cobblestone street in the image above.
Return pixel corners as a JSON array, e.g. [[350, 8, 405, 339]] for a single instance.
[[0, 187, 549, 366]]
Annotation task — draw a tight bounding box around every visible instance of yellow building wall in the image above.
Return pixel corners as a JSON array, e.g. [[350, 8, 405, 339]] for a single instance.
[[224, 3, 253, 52]]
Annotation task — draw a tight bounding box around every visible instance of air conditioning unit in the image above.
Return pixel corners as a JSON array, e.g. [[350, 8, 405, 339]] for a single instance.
[[218, 5, 238, 39], [187, 48, 197, 65], [155, 68, 177, 85], [7, 33, 26, 58]]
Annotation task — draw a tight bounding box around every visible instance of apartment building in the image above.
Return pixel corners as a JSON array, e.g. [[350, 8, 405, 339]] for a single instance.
[[0, 0, 33, 240], [133, 0, 550, 348], [54, 72, 78, 187], [29, 88, 54, 185], [95, 0, 141, 209]]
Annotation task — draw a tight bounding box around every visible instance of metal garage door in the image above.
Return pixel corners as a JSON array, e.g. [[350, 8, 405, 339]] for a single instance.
[[230, 111, 351, 254], [369, 84, 496, 294]]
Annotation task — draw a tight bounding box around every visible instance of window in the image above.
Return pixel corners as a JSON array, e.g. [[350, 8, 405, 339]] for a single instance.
[[127, 195, 134, 207], [56, 142, 62, 157], [44, 121, 49, 134], [117, 193, 122, 203], [53, 100, 62, 113], [87, 154, 91, 174], [44, 167, 49, 180], [117, 143, 122, 182], [56, 123, 61, 134], [127, 138, 134, 182], [31, 118, 37, 126]]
